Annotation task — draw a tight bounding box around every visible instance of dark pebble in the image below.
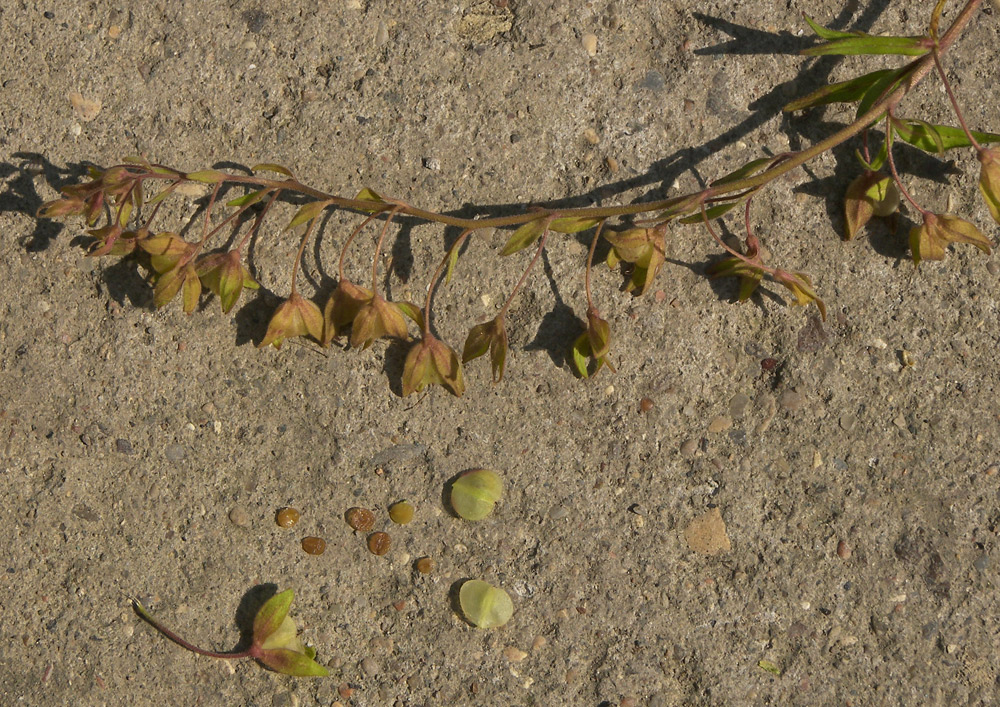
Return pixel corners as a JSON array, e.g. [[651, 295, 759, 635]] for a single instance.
[[115, 438, 134, 455]]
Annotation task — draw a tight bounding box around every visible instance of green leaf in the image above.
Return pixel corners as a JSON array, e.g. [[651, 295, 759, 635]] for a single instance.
[[458, 580, 514, 629], [571, 333, 590, 378], [253, 590, 294, 643], [285, 200, 329, 231], [395, 301, 425, 331], [500, 219, 546, 256], [855, 138, 889, 172], [783, 69, 896, 112], [445, 243, 461, 284], [258, 648, 329, 677], [803, 15, 857, 41], [251, 163, 294, 177], [758, 659, 782, 676], [679, 201, 741, 224], [892, 121, 1000, 153], [855, 66, 912, 118], [186, 169, 227, 184], [549, 216, 600, 234], [450, 470, 503, 521], [227, 190, 267, 208], [802, 35, 929, 57], [712, 157, 774, 186], [354, 188, 387, 213]]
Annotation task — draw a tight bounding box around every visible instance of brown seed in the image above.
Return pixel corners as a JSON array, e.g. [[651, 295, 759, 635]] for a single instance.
[[392, 600, 406, 611], [346, 507, 375, 532], [301, 536, 326, 555], [415, 556, 434, 574], [388, 500, 414, 525], [836, 539, 852, 560], [275, 507, 300, 528], [367, 531, 391, 556], [639, 397, 654, 413], [761, 357, 779, 372]]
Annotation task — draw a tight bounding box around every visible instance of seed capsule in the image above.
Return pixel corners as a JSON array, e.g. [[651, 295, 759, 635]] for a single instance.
[[275, 507, 300, 528], [346, 507, 375, 532], [367, 531, 391, 556], [301, 536, 326, 555], [415, 556, 434, 574], [388, 500, 414, 525]]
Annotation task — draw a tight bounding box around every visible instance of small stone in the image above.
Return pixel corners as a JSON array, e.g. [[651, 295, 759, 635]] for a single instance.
[[115, 438, 134, 455], [503, 646, 528, 662], [415, 557, 434, 574], [374, 21, 389, 46], [778, 390, 806, 413], [707, 415, 732, 434], [422, 157, 441, 170], [581, 33, 598, 56], [985, 465, 999, 477], [228, 506, 250, 527], [271, 691, 299, 707], [836, 540, 852, 560], [639, 397, 655, 413], [680, 439, 699, 457], [164, 444, 186, 462], [839, 414, 858, 433], [68, 91, 102, 121], [604, 156, 619, 174], [684, 507, 731, 555], [531, 636, 547, 651], [987, 261, 1000, 276], [361, 657, 379, 676], [728, 393, 750, 419], [583, 127, 600, 145]]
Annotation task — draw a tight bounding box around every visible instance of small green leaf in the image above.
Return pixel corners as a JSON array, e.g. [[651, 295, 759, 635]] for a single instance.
[[459, 580, 514, 629], [450, 469, 503, 521], [855, 66, 915, 118], [445, 243, 461, 284], [253, 590, 294, 643], [783, 69, 896, 112], [258, 648, 329, 677], [892, 121, 1000, 153], [803, 15, 857, 41], [227, 190, 267, 208], [549, 216, 600, 234], [251, 163, 294, 177], [285, 200, 329, 231], [712, 157, 774, 186], [802, 35, 929, 57], [758, 659, 782, 676], [354, 188, 387, 212], [186, 169, 227, 184], [500, 219, 546, 256], [395, 301, 425, 331], [679, 201, 741, 224], [571, 333, 590, 378]]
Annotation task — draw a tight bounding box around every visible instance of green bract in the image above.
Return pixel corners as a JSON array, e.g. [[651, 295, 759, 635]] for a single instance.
[[459, 580, 514, 629], [450, 469, 503, 521]]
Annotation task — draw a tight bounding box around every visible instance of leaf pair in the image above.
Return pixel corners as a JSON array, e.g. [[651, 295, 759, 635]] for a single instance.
[[909, 213, 991, 266], [320, 280, 421, 350], [603, 226, 666, 296], [843, 171, 900, 240], [250, 590, 328, 677], [402, 334, 465, 396], [571, 309, 613, 378], [462, 316, 508, 384]]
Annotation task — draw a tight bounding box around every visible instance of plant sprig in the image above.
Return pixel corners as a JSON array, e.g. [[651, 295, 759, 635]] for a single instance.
[[36, 0, 999, 396]]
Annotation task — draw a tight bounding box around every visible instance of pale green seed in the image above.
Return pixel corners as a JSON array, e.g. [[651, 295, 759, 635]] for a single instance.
[[450, 469, 503, 521], [459, 579, 514, 628]]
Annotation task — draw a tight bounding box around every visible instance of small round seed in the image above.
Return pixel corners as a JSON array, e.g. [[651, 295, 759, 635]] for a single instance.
[[301, 536, 326, 555], [275, 507, 300, 528], [639, 397, 654, 413], [346, 507, 375, 532], [367, 531, 391, 556], [415, 556, 434, 574], [388, 500, 414, 525]]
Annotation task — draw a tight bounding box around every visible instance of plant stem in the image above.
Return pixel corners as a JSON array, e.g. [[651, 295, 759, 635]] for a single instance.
[[884, 114, 929, 216], [932, 49, 982, 150], [132, 599, 251, 660], [423, 229, 475, 337], [290, 216, 321, 294], [338, 210, 384, 281], [498, 226, 551, 319], [584, 220, 606, 310], [370, 206, 402, 294]]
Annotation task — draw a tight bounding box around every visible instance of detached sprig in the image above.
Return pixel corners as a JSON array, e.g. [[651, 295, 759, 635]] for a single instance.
[[131, 589, 328, 677], [36, 1, 998, 396]]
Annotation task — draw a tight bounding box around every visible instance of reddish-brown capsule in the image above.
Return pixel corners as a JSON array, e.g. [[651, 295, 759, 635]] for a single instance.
[[346, 507, 375, 532], [276, 507, 300, 528], [301, 536, 326, 555], [367, 531, 391, 556]]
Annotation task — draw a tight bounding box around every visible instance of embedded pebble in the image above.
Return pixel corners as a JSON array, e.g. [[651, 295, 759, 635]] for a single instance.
[[115, 438, 134, 455], [164, 444, 186, 462], [778, 390, 806, 412], [581, 33, 598, 56], [680, 439, 699, 457], [639, 397, 655, 413], [583, 127, 600, 145], [361, 657, 379, 676], [228, 506, 250, 527], [503, 646, 528, 662], [729, 393, 750, 418], [707, 415, 732, 434], [837, 540, 852, 560], [839, 414, 858, 433], [684, 507, 731, 555]]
